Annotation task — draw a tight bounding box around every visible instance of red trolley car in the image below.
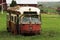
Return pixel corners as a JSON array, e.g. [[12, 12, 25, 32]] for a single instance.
[[7, 6, 41, 35]]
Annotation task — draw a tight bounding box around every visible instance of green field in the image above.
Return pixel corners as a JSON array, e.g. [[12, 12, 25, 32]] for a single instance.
[[0, 12, 60, 40]]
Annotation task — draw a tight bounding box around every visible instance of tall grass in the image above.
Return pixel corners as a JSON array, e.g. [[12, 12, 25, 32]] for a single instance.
[[0, 12, 60, 40]]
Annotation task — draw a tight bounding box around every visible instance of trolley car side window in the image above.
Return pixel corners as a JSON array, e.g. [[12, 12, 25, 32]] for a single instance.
[[11, 16, 13, 21], [14, 16, 16, 22]]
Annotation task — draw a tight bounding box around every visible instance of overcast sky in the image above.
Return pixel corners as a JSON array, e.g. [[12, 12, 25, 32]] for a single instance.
[[6, 0, 60, 4]]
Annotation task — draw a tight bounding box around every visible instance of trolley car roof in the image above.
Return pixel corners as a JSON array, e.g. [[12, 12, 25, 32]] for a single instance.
[[17, 6, 40, 15], [7, 6, 40, 15]]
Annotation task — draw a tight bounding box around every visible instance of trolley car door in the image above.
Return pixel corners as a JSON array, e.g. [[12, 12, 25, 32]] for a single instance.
[[16, 15, 20, 34]]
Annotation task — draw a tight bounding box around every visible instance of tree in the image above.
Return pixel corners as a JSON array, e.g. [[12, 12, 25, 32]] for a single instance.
[[10, 0, 17, 7]]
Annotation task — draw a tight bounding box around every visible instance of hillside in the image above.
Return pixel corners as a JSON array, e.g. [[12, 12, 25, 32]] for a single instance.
[[38, 2, 60, 7]]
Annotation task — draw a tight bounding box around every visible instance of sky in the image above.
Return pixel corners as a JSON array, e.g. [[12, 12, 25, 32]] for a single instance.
[[6, 0, 60, 4]]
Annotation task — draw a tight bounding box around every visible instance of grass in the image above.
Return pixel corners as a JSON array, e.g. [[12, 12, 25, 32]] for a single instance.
[[0, 12, 60, 40]]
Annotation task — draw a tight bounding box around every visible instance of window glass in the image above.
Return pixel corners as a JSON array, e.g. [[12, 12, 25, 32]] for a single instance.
[[11, 16, 13, 21], [31, 17, 40, 24], [22, 12, 40, 24], [22, 17, 30, 23], [14, 16, 16, 22], [24, 12, 37, 15], [22, 15, 40, 24]]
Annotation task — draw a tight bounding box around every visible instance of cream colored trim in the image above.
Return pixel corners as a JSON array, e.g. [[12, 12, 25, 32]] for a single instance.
[[19, 14, 21, 17], [11, 14, 17, 16], [17, 7, 40, 15]]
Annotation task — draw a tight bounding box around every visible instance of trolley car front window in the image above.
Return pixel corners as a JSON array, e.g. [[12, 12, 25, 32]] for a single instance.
[[32, 18, 40, 24], [22, 16, 40, 24], [22, 12, 40, 24], [22, 17, 30, 23]]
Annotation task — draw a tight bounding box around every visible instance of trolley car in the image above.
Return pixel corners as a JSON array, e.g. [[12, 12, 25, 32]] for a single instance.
[[7, 6, 41, 35]]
